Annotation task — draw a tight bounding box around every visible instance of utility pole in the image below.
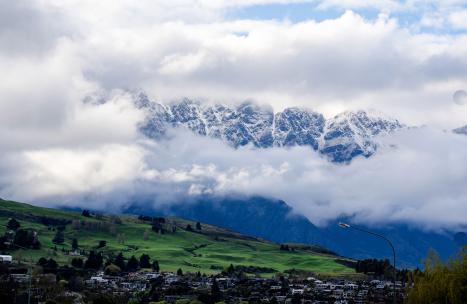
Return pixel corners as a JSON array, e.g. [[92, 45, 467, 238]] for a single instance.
[[339, 222, 397, 304]]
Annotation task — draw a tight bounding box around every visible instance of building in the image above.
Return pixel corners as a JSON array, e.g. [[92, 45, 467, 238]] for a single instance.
[[0, 255, 12, 263]]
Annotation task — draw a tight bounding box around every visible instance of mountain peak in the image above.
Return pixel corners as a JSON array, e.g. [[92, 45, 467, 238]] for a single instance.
[[136, 95, 404, 162]]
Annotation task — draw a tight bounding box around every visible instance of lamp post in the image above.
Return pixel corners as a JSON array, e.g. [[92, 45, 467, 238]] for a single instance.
[[338, 222, 397, 304]]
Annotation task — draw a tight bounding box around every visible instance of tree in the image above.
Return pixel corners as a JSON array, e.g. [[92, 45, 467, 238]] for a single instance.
[[6, 218, 20, 231], [152, 260, 160, 272], [139, 254, 151, 268], [407, 247, 467, 304], [104, 264, 121, 276], [37, 257, 48, 267], [47, 258, 58, 270], [52, 230, 64, 244], [114, 252, 126, 271], [151, 221, 163, 234], [0, 236, 8, 250], [91, 294, 114, 304], [14, 229, 41, 249], [84, 251, 103, 269], [71, 258, 83, 268], [227, 263, 235, 275], [71, 238, 78, 250], [39, 258, 58, 273], [185, 224, 193, 232], [127, 255, 139, 272], [177, 268, 183, 276], [97, 240, 107, 248], [68, 276, 84, 292], [196, 222, 202, 230], [81, 209, 91, 217], [211, 279, 222, 302]]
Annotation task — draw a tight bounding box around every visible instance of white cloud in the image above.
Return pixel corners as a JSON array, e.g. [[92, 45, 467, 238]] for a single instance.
[[2, 128, 466, 231], [3, 2, 467, 126], [316, 0, 403, 11], [449, 10, 467, 29], [1, 1, 467, 230]]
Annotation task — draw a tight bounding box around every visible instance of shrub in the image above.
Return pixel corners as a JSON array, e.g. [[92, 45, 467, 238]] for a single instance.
[[407, 247, 467, 304], [104, 264, 121, 276]]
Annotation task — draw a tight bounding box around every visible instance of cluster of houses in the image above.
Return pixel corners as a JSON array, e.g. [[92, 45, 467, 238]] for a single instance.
[[80, 270, 405, 303], [1, 255, 404, 303]]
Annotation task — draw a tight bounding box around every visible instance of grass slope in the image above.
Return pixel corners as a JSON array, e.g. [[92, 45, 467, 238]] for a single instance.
[[0, 198, 355, 276]]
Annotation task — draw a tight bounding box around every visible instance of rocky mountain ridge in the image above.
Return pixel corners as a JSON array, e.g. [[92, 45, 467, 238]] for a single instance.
[[135, 93, 404, 162]]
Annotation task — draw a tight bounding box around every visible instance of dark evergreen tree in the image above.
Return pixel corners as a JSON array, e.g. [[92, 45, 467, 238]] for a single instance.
[[37, 257, 48, 267], [196, 222, 202, 230], [84, 251, 103, 269], [47, 258, 58, 269], [227, 263, 235, 275], [114, 252, 126, 271], [185, 224, 193, 232], [81, 209, 91, 217], [126, 255, 139, 271], [139, 254, 151, 268], [0, 236, 8, 250], [152, 260, 160, 272], [6, 218, 20, 231], [71, 238, 78, 250], [13, 229, 40, 249], [91, 295, 114, 304], [177, 268, 183, 276], [52, 230, 64, 244], [71, 257, 83, 268], [211, 279, 222, 302], [151, 221, 163, 234]]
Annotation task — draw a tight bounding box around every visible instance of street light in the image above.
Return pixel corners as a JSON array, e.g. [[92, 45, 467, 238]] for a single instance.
[[338, 222, 397, 304]]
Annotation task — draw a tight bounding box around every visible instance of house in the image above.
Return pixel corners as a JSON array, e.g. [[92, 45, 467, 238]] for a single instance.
[[10, 274, 30, 282], [0, 255, 12, 263], [88, 276, 109, 285], [291, 288, 304, 295]]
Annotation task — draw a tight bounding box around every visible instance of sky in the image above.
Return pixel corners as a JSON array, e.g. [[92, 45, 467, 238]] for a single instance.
[[1, 0, 467, 231]]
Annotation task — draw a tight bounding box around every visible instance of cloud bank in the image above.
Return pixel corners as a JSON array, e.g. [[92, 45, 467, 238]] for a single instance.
[[1, 1, 467, 231], [1, 125, 467, 231]]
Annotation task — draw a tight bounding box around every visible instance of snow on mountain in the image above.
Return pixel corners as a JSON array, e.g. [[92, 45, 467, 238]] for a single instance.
[[135, 93, 404, 162], [320, 110, 403, 162], [273, 107, 325, 150]]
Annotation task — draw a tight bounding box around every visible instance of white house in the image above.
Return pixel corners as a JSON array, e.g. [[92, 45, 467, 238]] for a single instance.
[[0, 255, 12, 263]]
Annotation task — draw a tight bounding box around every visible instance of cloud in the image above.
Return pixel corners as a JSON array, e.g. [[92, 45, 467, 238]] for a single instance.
[[2, 126, 466, 231], [2, 2, 467, 127], [1, 1, 467, 231], [67, 10, 467, 127], [449, 9, 467, 29]]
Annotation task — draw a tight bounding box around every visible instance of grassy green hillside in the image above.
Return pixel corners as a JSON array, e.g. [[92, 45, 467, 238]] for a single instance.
[[0, 198, 355, 276]]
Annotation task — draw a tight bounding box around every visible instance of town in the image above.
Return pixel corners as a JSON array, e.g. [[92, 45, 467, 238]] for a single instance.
[[1, 256, 406, 304]]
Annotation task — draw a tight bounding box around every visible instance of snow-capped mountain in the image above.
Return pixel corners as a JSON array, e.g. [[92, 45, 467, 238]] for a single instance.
[[135, 93, 403, 162]]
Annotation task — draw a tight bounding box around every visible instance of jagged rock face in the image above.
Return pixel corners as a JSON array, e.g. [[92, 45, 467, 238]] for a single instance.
[[273, 107, 325, 150], [453, 125, 467, 135], [136, 93, 403, 162], [321, 111, 402, 162]]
